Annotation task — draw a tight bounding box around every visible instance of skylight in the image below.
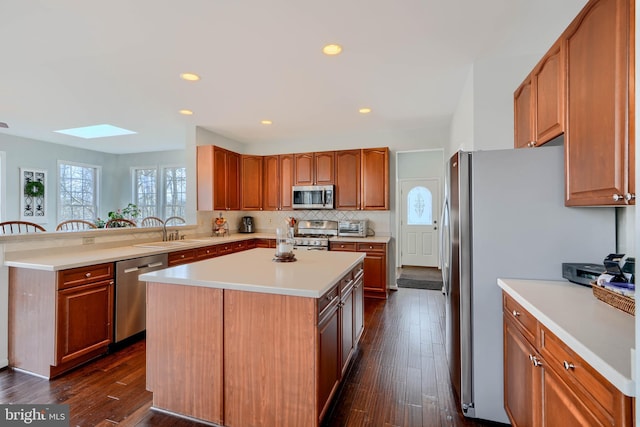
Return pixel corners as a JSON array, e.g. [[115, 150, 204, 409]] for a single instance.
[[54, 124, 137, 139]]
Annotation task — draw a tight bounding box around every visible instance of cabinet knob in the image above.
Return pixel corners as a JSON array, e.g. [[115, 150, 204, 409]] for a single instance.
[[613, 194, 625, 201], [527, 141, 536, 148], [625, 193, 635, 201], [529, 355, 542, 367], [512, 310, 520, 317], [180, 254, 185, 258], [85, 272, 91, 278], [563, 361, 575, 370]]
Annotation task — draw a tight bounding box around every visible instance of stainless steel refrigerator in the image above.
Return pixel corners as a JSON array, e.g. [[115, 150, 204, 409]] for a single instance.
[[440, 145, 617, 423]]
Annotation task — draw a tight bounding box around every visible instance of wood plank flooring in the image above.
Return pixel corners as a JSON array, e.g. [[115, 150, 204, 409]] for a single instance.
[[0, 288, 501, 427]]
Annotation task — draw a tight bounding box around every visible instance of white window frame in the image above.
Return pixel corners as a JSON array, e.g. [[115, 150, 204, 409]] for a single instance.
[[57, 160, 101, 223], [131, 164, 186, 220], [131, 166, 159, 218], [162, 164, 186, 219]]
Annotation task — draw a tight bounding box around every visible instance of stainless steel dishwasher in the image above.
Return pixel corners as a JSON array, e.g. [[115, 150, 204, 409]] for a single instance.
[[114, 253, 168, 343]]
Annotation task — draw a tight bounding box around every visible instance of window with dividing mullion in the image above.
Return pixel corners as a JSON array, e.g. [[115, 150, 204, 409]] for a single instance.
[[133, 168, 158, 218]]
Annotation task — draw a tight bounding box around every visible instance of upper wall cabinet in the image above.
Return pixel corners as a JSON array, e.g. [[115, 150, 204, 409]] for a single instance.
[[262, 154, 295, 211], [197, 145, 240, 211], [361, 148, 389, 210], [564, 0, 634, 206], [241, 155, 263, 210], [514, 39, 564, 149], [294, 151, 335, 185], [335, 150, 361, 210]]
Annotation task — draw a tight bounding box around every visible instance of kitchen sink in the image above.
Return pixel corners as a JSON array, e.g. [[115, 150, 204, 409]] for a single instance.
[[133, 241, 193, 249]]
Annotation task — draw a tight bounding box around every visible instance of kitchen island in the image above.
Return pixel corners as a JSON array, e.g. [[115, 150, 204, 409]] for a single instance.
[[140, 248, 366, 427]]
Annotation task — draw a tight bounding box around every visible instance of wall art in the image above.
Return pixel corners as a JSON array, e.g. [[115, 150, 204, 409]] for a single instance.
[[20, 168, 47, 222]]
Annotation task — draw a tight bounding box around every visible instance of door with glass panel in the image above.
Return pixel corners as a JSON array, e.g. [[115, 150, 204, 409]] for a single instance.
[[400, 179, 440, 267]]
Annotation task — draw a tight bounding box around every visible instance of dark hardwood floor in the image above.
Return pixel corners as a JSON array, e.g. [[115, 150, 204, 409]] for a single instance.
[[0, 289, 498, 427]]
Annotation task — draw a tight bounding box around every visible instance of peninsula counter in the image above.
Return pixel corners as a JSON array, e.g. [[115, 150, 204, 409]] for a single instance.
[[140, 248, 366, 427]]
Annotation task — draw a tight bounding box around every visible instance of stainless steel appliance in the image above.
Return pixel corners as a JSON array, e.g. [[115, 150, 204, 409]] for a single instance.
[[440, 145, 616, 423], [338, 219, 368, 237], [293, 219, 337, 250], [292, 185, 335, 209], [239, 216, 255, 233], [115, 253, 168, 343]]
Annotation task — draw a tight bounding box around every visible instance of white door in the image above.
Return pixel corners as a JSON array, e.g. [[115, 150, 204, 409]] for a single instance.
[[400, 179, 440, 267]]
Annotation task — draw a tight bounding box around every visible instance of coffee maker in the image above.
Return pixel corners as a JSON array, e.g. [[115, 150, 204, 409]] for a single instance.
[[239, 216, 255, 233]]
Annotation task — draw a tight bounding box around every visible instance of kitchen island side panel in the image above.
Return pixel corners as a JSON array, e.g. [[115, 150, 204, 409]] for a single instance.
[[223, 289, 317, 427], [146, 282, 224, 425]]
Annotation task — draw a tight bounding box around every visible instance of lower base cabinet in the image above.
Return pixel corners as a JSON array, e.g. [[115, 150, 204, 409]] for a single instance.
[[330, 241, 387, 299], [9, 263, 114, 379], [502, 292, 633, 427]]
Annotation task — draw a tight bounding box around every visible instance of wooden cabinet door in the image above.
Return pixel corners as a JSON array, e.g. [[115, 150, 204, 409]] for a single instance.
[[361, 251, 386, 297], [314, 151, 335, 185], [565, 0, 634, 206], [514, 76, 534, 149], [361, 148, 389, 210], [340, 285, 354, 376], [263, 155, 280, 211], [541, 363, 606, 427], [279, 154, 295, 210], [504, 318, 541, 427], [294, 153, 314, 185], [353, 269, 364, 343], [317, 303, 340, 422], [213, 147, 228, 211], [196, 145, 214, 211], [335, 149, 361, 209], [534, 40, 564, 144], [241, 155, 263, 210], [227, 151, 241, 210], [56, 279, 114, 365]]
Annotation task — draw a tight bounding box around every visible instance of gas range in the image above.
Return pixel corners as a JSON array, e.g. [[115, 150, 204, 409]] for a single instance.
[[293, 220, 338, 250]]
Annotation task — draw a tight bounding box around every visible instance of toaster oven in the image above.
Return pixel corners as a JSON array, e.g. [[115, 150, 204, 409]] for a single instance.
[[338, 220, 368, 237]]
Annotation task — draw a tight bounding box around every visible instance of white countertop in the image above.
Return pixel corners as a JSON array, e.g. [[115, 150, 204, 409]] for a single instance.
[[4, 233, 389, 271], [497, 278, 635, 396], [140, 248, 366, 298]]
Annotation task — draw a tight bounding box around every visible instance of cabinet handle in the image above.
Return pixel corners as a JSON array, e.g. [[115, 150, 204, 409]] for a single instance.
[[563, 361, 575, 370], [327, 294, 337, 302], [527, 141, 536, 148], [529, 355, 542, 367], [85, 272, 91, 278], [180, 254, 185, 258], [625, 193, 635, 202], [613, 194, 625, 201], [512, 310, 520, 317]]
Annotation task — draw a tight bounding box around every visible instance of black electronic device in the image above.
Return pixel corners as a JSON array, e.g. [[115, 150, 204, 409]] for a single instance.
[[562, 263, 605, 287]]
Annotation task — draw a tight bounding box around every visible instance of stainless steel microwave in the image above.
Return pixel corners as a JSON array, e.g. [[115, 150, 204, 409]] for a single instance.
[[292, 185, 334, 209]]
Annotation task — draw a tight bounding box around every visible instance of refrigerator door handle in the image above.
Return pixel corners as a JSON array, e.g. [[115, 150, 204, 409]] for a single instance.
[[440, 198, 450, 295]]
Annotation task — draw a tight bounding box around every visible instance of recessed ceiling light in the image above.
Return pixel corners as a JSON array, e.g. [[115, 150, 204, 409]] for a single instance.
[[54, 124, 136, 139], [180, 72, 200, 82], [261, 120, 273, 125], [359, 107, 372, 114], [179, 109, 194, 115], [322, 44, 343, 56]]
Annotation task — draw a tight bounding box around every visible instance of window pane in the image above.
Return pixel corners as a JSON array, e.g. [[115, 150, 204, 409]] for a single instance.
[[58, 163, 98, 222], [134, 168, 157, 218], [407, 186, 432, 225], [164, 167, 186, 219]]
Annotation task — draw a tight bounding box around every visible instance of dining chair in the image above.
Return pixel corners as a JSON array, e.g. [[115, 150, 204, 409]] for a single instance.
[[165, 216, 186, 226], [56, 219, 98, 231], [140, 216, 164, 227], [105, 218, 137, 228], [0, 221, 46, 234]]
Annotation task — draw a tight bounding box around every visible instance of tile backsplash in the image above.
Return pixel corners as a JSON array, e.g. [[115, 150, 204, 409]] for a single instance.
[[198, 210, 392, 236]]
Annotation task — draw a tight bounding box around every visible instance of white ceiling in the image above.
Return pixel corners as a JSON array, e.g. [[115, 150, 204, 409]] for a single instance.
[[0, 1, 583, 154]]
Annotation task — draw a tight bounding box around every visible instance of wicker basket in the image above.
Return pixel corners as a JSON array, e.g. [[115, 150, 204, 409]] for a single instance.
[[591, 283, 635, 316]]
